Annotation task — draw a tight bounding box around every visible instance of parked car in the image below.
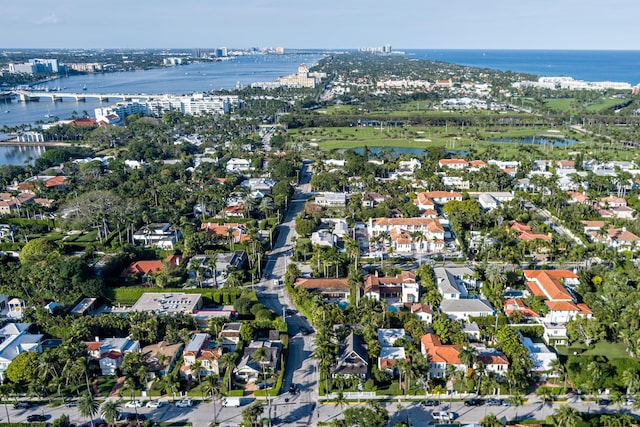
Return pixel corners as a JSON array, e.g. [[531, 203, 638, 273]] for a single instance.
[[175, 399, 192, 408], [126, 413, 147, 422], [257, 382, 272, 390], [13, 402, 31, 409], [124, 400, 143, 408], [289, 384, 298, 394], [421, 400, 440, 407], [27, 415, 46, 423], [464, 398, 483, 406], [625, 397, 636, 406], [65, 400, 78, 407], [598, 399, 611, 406], [146, 400, 163, 408], [486, 398, 501, 406], [432, 411, 455, 422]]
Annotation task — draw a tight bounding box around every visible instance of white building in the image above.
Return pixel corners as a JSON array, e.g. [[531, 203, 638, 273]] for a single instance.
[[0, 323, 43, 381], [226, 158, 251, 173]]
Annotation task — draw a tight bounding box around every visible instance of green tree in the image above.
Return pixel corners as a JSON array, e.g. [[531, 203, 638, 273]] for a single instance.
[[552, 405, 582, 427], [242, 401, 264, 427], [480, 413, 502, 427], [77, 393, 99, 427], [5, 351, 39, 385], [100, 400, 121, 425]]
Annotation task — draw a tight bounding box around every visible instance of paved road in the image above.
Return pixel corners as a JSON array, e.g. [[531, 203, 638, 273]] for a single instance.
[[252, 161, 319, 426]]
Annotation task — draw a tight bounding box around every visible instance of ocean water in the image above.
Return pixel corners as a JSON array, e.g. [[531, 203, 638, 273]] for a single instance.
[[406, 49, 640, 84]]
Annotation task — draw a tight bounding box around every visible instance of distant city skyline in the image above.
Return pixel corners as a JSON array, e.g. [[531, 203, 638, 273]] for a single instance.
[[3, 0, 640, 50]]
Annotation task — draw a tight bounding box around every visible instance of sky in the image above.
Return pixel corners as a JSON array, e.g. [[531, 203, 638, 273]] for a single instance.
[[3, 0, 640, 50]]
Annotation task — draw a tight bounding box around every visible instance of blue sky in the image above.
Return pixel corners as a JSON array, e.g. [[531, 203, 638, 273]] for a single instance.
[[3, 0, 639, 50]]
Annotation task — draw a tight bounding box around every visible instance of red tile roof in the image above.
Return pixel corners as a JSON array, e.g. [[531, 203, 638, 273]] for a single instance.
[[421, 333, 461, 365], [523, 270, 577, 302]]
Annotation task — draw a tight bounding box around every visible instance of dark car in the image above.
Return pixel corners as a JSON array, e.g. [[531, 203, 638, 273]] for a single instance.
[[13, 402, 31, 409], [27, 415, 46, 423], [464, 398, 484, 406], [486, 398, 501, 406], [421, 400, 440, 407], [289, 384, 297, 394], [126, 413, 147, 422], [598, 399, 611, 406]]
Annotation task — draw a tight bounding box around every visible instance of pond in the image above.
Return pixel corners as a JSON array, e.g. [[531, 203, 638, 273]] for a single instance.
[[488, 137, 580, 147]]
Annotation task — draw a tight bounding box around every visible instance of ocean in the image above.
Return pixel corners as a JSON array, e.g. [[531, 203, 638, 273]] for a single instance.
[[405, 49, 640, 85]]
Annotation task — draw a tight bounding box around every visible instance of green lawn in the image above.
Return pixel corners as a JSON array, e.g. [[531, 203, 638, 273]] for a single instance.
[[96, 375, 118, 397], [581, 341, 628, 358]]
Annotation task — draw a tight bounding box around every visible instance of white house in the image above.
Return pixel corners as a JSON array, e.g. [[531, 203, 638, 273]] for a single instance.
[[86, 337, 141, 376], [315, 192, 347, 207], [0, 323, 43, 381], [522, 336, 558, 378], [226, 158, 251, 173], [440, 299, 495, 321]]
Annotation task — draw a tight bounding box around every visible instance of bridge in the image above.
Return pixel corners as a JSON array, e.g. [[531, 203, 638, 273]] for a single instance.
[[13, 90, 152, 103]]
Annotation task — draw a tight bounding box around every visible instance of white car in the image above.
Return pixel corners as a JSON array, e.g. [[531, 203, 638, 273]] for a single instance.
[[124, 400, 143, 408], [175, 399, 193, 408], [146, 401, 163, 408], [432, 411, 455, 422]]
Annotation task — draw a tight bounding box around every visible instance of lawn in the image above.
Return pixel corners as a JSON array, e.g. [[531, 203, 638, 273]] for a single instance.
[[581, 341, 628, 358], [96, 375, 118, 397]]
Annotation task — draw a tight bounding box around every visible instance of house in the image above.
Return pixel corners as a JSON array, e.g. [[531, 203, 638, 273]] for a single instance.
[[85, 337, 141, 375], [188, 252, 247, 286], [414, 192, 436, 211], [378, 347, 406, 374], [410, 303, 433, 323], [219, 323, 243, 351], [604, 227, 640, 251], [0, 323, 43, 381], [315, 192, 347, 207], [364, 271, 419, 303], [201, 223, 250, 244], [543, 322, 568, 346], [120, 255, 181, 282], [241, 178, 276, 193], [440, 299, 495, 321], [439, 159, 468, 170], [130, 292, 203, 315], [142, 341, 184, 378], [434, 266, 477, 300], [396, 158, 422, 176], [441, 176, 471, 190], [234, 341, 281, 383], [180, 333, 222, 379], [295, 278, 350, 301], [522, 336, 558, 379], [377, 329, 408, 347], [511, 222, 552, 243], [362, 192, 390, 208], [488, 159, 519, 176], [368, 217, 445, 253], [226, 158, 251, 173], [420, 191, 463, 205], [503, 299, 539, 319], [310, 230, 335, 247], [463, 323, 481, 341], [333, 332, 369, 379], [70, 298, 99, 316], [471, 343, 509, 376], [420, 333, 463, 379], [44, 176, 66, 190], [523, 270, 591, 325], [132, 223, 181, 249]]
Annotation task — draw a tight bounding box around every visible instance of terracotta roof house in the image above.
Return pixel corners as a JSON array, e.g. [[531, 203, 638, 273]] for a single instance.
[[410, 303, 433, 323], [510, 222, 552, 242], [364, 271, 419, 303], [44, 176, 67, 189], [438, 159, 468, 169], [295, 278, 350, 301], [180, 333, 222, 379], [503, 299, 539, 319], [378, 347, 406, 374], [333, 332, 369, 379], [201, 222, 250, 243], [420, 333, 463, 379]]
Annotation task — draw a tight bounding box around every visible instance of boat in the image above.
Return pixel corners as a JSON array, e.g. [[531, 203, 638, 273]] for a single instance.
[[82, 84, 87, 91]]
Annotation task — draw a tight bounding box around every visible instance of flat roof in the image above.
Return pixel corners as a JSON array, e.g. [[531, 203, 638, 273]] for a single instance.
[[131, 292, 202, 314]]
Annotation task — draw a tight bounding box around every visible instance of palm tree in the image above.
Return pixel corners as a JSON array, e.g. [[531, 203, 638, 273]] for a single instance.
[[622, 369, 639, 397], [508, 392, 524, 422], [334, 391, 347, 411], [100, 400, 121, 426], [77, 393, 99, 427], [480, 413, 502, 427], [0, 384, 13, 424], [219, 353, 236, 393], [203, 375, 220, 426], [552, 405, 582, 427], [458, 346, 476, 375]]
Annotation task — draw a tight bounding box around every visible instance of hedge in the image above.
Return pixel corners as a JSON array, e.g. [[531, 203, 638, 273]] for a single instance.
[[106, 287, 255, 306]]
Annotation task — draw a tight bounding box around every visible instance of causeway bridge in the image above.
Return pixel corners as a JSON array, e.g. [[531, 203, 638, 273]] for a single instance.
[[13, 90, 152, 103]]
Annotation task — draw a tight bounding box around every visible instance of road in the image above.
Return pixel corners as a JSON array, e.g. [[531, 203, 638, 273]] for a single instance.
[[9, 395, 640, 427], [252, 161, 319, 426], [523, 201, 585, 247]]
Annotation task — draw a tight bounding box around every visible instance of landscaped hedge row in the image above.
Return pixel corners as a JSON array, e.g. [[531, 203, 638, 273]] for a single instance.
[[107, 287, 256, 306]]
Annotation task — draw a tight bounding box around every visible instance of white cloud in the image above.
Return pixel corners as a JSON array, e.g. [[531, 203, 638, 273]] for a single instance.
[[36, 14, 59, 25]]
